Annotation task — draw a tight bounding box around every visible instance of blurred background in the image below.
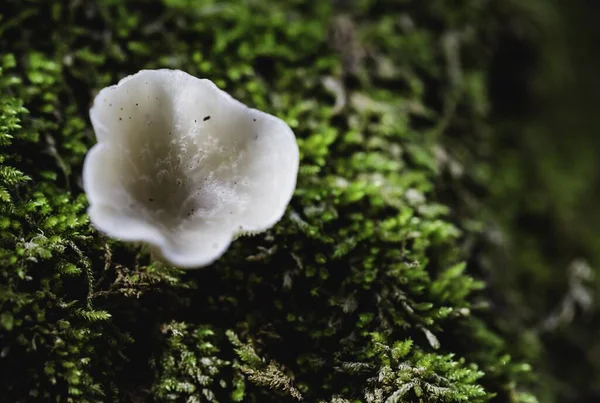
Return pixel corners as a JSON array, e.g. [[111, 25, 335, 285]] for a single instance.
[[469, 1, 600, 400]]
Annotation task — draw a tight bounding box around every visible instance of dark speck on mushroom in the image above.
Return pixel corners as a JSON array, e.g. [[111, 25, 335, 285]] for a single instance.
[[136, 103, 139, 106], [119, 117, 122, 121], [253, 118, 256, 122], [149, 198, 154, 202], [203, 116, 211, 121], [254, 134, 258, 140]]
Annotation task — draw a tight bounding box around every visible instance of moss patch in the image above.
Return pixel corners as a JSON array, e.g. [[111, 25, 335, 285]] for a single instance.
[[0, 1, 539, 402]]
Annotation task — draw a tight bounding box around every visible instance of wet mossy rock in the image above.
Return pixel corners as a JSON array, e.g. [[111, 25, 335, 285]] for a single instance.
[[1, 1, 538, 402]]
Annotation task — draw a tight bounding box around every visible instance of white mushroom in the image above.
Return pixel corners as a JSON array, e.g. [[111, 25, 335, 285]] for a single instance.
[[83, 69, 299, 268]]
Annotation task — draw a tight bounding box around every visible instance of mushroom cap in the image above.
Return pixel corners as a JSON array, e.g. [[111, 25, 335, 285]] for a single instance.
[[83, 69, 299, 268]]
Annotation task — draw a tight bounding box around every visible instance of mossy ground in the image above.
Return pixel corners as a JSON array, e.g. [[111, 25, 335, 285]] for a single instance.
[[0, 1, 597, 402]]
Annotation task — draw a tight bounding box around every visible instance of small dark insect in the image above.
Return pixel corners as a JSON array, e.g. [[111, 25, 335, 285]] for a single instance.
[[203, 116, 211, 121]]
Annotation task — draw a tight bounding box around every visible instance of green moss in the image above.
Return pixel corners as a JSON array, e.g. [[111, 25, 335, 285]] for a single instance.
[[0, 0, 542, 402]]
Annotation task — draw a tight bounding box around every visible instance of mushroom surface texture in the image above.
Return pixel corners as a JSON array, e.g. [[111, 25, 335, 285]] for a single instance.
[[83, 69, 299, 268]]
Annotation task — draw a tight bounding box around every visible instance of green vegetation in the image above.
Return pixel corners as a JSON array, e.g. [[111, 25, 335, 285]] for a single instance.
[[0, 0, 597, 402]]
